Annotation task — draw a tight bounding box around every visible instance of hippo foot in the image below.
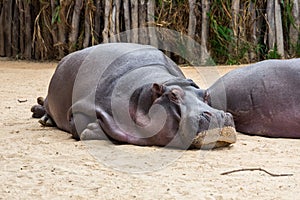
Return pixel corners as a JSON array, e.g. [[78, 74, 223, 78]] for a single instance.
[[39, 114, 55, 127], [31, 104, 46, 118], [31, 97, 46, 118], [37, 97, 45, 106], [191, 126, 237, 149], [80, 122, 107, 140]]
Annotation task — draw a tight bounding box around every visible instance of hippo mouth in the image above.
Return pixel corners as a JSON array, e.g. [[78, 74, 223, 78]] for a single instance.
[[190, 126, 237, 149]]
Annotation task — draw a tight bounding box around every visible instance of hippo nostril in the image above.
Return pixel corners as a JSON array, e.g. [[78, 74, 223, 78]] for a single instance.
[[226, 112, 233, 118], [224, 112, 234, 127], [203, 111, 212, 116], [201, 111, 212, 121]]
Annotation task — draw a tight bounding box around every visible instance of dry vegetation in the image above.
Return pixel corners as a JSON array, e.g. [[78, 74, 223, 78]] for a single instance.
[[0, 0, 299, 64]]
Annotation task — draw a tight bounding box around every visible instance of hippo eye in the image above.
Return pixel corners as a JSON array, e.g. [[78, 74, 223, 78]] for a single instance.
[[168, 89, 183, 104], [197, 90, 205, 98]]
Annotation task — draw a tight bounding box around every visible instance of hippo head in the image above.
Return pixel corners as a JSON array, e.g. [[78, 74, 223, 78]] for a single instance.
[[129, 78, 236, 149]]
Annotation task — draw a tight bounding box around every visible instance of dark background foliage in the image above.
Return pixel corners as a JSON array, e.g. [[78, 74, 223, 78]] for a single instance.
[[0, 0, 299, 64]]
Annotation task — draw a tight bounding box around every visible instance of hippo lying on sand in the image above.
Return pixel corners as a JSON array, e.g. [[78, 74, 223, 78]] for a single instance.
[[31, 43, 236, 149], [207, 58, 300, 138]]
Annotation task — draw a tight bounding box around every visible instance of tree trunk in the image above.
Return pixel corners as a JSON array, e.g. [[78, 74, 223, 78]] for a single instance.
[[274, 0, 284, 56], [83, 0, 91, 48], [0, 2, 5, 56], [32, 0, 41, 60], [200, 0, 210, 65], [122, 0, 131, 42], [249, 1, 257, 62], [138, 0, 148, 44], [12, 1, 20, 58], [256, 1, 265, 60], [17, 0, 24, 57], [231, 0, 240, 55], [188, 0, 196, 40], [289, 0, 300, 55], [4, 0, 12, 57], [24, 1, 32, 59], [40, 2, 54, 59], [114, 0, 121, 42], [147, 0, 157, 47], [109, 0, 116, 42], [131, 0, 138, 43], [187, 0, 196, 64], [50, 0, 59, 58], [69, 0, 83, 51], [57, 0, 69, 58], [231, 0, 240, 38], [102, 0, 112, 43], [94, 0, 103, 44], [267, 0, 275, 51]]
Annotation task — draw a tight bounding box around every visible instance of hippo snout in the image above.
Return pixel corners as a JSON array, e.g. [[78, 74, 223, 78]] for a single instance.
[[199, 110, 234, 131], [191, 110, 236, 149]]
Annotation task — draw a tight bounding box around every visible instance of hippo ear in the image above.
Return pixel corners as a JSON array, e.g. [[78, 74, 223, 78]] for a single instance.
[[152, 83, 164, 97], [168, 90, 179, 103], [196, 89, 210, 103], [187, 79, 199, 88], [203, 90, 210, 104]]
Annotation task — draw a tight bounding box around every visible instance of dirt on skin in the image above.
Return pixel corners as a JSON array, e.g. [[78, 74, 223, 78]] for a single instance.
[[0, 60, 299, 199]]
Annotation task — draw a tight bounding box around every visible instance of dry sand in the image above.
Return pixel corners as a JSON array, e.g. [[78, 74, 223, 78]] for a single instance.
[[0, 60, 299, 199]]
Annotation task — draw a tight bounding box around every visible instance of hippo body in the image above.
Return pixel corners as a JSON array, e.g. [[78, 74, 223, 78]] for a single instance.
[[32, 43, 236, 149], [207, 58, 300, 138]]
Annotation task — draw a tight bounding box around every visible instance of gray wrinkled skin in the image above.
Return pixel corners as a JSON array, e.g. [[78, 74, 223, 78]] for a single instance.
[[207, 58, 300, 138], [32, 43, 235, 149]]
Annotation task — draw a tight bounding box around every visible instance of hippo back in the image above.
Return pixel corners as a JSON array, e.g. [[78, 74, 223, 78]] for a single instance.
[[207, 58, 300, 137], [45, 43, 185, 132]]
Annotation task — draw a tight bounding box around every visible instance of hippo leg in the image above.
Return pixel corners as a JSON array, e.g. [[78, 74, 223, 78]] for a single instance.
[[68, 111, 107, 140], [80, 122, 107, 140], [31, 97, 46, 118], [39, 114, 55, 127]]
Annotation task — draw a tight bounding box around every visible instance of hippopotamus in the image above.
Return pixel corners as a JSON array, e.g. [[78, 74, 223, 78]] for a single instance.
[[31, 43, 236, 149], [207, 58, 300, 138]]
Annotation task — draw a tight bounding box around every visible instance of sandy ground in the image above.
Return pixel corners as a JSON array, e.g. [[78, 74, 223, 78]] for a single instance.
[[0, 60, 299, 199]]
